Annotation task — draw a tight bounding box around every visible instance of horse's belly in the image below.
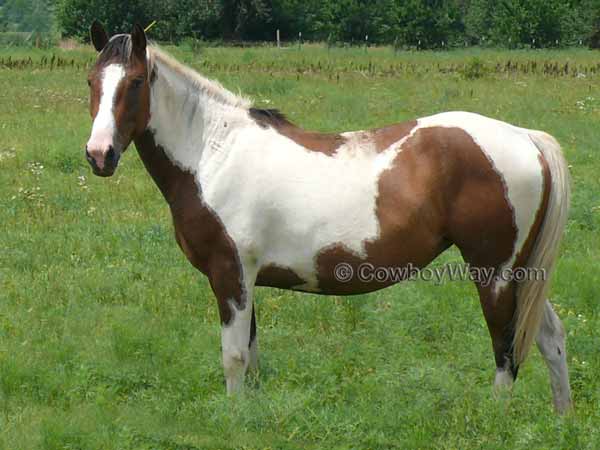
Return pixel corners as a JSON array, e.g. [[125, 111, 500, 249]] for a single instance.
[[255, 221, 449, 294]]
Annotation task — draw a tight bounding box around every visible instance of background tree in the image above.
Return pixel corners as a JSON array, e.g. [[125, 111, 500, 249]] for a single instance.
[[1, 0, 54, 32], [56, 0, 150, 39], [22, 0, 599, 48], [490, 0, 566, 47], [220, 0, 273, 40]]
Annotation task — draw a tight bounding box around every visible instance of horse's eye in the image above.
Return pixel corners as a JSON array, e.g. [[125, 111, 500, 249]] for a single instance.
[[131, 78, 144, 89]]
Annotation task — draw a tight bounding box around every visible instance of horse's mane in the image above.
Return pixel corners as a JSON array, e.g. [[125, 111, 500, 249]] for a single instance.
[[147, 46, 251, 109], [248, 108, 296, 129]]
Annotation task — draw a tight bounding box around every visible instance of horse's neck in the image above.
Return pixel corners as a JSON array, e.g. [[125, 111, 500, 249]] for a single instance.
[[137, 59, 251, 199], [149, 59, 249, 167]]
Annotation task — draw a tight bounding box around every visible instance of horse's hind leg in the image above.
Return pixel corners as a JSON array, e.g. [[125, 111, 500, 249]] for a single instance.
[[536, 300, 572, 413], [476, 281, 519, 390], [476, 283, 572, 412]]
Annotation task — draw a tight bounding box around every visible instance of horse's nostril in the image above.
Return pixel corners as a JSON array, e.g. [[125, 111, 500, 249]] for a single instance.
[[106, 146, 115, 163]]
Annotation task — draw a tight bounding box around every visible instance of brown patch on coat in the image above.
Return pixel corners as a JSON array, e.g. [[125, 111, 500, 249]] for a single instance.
[[478, 280, 519, 374], [249, 109, 418, 157], [113, 68, 151, 149], [423, 127, 518, 372], [249, 108, 346, 155], [490, 152, 550, 377], [371, 120, 418, 151], [314, 126, 517, 295], [312, 125, 521, 373], [256, 264, 306, 289], [134, 130, 244, 325]]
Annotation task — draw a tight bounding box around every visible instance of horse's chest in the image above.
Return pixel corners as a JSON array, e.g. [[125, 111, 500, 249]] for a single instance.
[[169, 197, 238, 277]]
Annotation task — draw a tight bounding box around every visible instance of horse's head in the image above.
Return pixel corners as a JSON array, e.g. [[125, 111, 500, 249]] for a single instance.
[[85, 21, 151, 177]]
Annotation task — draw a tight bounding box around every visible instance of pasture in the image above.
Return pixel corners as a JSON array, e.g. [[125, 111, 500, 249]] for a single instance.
[[1, 44, 599, 449]]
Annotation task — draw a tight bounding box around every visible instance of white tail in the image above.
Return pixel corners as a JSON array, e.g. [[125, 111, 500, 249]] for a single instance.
[[513, 131, 570, 366]]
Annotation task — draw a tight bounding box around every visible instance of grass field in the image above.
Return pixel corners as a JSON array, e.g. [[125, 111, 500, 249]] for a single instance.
[[1, 44, 599, 449]]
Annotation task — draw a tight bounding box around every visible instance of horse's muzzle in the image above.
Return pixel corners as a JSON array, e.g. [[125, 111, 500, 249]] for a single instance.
[[86, 145, 120, 177]]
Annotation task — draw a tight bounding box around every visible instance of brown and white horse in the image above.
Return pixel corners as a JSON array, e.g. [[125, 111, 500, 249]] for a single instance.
[[85, 22, 572, 412]]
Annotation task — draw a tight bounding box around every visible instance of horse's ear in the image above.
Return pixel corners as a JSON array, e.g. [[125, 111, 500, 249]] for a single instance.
[[90, 20, 109, 52], [131, 23, 147, 57]]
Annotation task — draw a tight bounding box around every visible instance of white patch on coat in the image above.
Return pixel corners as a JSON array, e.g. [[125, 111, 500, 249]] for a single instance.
[[221, 262, 258, 394], [221, 297, 254, 394], [200, 128, 418, 291], [417, 112, 545, 294], [494, 368, 514, 389], [87, 64, 125, 151]]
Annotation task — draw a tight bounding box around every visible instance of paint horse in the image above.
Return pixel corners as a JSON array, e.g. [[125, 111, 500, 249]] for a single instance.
[[85, 22, 572, 412]]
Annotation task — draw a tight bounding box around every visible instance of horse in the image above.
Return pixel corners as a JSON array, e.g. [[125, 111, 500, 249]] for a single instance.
[[84, 22, 572, 413]]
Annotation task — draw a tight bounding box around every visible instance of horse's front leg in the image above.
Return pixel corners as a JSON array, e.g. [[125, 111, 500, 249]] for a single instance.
[[209, 260, 257, 394]]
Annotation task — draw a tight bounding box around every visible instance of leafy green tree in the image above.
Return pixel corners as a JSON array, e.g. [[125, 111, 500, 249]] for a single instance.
[[1, 0, 54, 32], [464, 0, 495, 44], [220, 0, 273, 40], [50, 0, 600, 48], [580, 0, 600, 46], [491, 0, 566, 47], [56, 0, 146, 38], [142, 0, 222, 41], [395, 0, 463, 48], [465, 0, 596, 48]]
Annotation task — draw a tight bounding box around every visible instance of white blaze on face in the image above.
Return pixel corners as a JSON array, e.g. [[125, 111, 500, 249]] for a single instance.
[[87, 64, 125, 166]]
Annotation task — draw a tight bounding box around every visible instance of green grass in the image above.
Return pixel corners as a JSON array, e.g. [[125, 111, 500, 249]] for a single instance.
[[1, 45, 600, 449]]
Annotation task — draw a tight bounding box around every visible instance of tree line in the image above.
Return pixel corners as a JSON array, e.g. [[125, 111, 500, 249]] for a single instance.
[[2, 0, 600, 49]]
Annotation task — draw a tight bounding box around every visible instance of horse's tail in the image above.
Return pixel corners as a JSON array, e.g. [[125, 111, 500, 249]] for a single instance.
[[513, 130, 570, 366]]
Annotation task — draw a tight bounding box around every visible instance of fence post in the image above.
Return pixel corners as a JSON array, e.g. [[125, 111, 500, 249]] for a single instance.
[[298, 31, 302, 50], [277, 29, 280, 48]]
